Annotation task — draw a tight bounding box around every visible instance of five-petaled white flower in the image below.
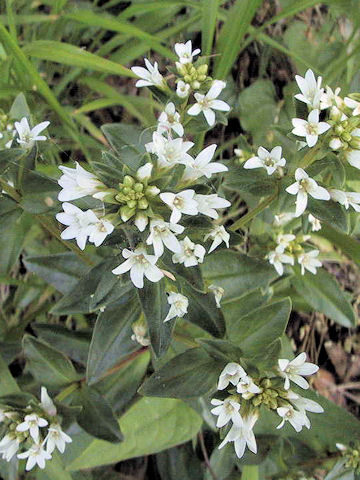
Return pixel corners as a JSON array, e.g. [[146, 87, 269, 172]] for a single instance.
[[320, 86, 342, 110], [146, 132, 193, 168], [285, 168, 330, 217], [16, 413, 48, 442], [195, 193, 231, 219], [267, 249, 294, 276], [40, 387, 57, 417], [204, 225, 230, 253], [160, 190, 198, 224], [182, 144, 228, 182], [308, 213, 321, 231], [0, 435, 20, 462], [330, 189, 360, 212], [146, 219, 184, 256], [292, 110, 330, 147], [276, 233, 296, 252], [297, 249, 322, 275], [294, 69, 323, 110], [174, 40, 201, 64], [286, 390, 324, 415], [188, 80, 230, 126], [45, 424, 72, 454], [217, 362, 246, 390], [58, 162, 104, 201], [176, 80, 190, 98], [14, 117, 50, 148], [157, 103, 184, 137], [112, 246, 164, 289], [210, 397, 243, 428], [236, 376, 262, 399], [208, 284, 224, 308], [244, 146, 286, 175], [88, 218, 114, 247], [276, 405, 310, 432], [18, 444, 52, 471], [344, 97, 360, 116], [345, 148, 360, 170], [131, 58, 165, 89], [172, 236, 206, 267], [218, 413, 258, 459], [278, 352, 319, 390], [164, 292, 189, 322]]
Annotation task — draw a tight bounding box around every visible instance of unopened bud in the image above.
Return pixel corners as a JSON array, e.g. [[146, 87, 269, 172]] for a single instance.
[[127, 199, 137, 209], [197, 64, 208, 75], [120, 205, 135, 222], [134, 182, 144, 193], [145, 185, 160, 197], [329, 137, 343, 150], [138, 198, 149, 210], [342, 132, 352, 143], [192, 81, 201, 90], [123, 175, 134, 187], [350, 137, 360, 149], [184, 75, 192, 83]]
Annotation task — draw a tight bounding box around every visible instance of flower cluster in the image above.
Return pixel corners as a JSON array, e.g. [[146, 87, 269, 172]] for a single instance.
[[55, 40, 231, 324], [0, 387, 71, 471], [211, 353, 322, 459]]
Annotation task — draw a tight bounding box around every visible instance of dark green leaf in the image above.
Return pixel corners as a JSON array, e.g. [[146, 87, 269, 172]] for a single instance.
[[225, 165, 277, 197], [321, 224, 360, 267], [307, 198, 348, 233]]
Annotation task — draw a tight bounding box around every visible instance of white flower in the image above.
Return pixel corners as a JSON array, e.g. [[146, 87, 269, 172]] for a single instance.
[[217, 362, 246, 390], [210, 397, 242, 428], [208, 285, 224, 308], [160, 189, 198, 224], [218, 413, 258, 459], [204, 225, 230, 253], [285, 168, 330, 217], [276, 233, 296, 252], [195, 193, 231, 219], [244, 146, 286, 175], [172, 236, 206, 267], [56, 203, 102, 250], [14, 117, 50, 148], [0, 434, 20, 462], [58, 162, 104, 201], [174, 40, 201, 64], [286, 391, 324, 414], [157, 103, 184, 137], [278, 352, 319, 390], [146, 132, 193, 168], [188, 80, 230, 126], [267, 249, 294, 276], [112, 246, 164, 289], [345, 149, 360, 170], [45, 423, 72, 454], [298, 249, 322, 275], [320, 86, 342, 110], [294, 69, 323, 110], [330, 189, 360, 212], [88, 218, 114, 247], [16, 413, 48, 442], [308, 213, 321, 231], [344, 97, 360, 116], [292, 110, 330, 147], [131, 58, 165, 88], [164, 292, 189, 322], [136, 162, 153, 181], [134, 212, 149, 232], [273, 212, 295, 226], [146, 219, 184, 256], [176, 80, 190, 98], [182, 144, 228, 182], [40, 387, 57, 417], [236, 376, 262, 399], [18, 444, 52, 471], [276, 405, 310, 432]]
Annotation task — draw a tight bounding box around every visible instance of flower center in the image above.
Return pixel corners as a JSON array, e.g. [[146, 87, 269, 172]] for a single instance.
[[306, 123, 318, 135], [173, 197, 184, 209], [135, 254, 149, 265], [264, 157, 274, 167]]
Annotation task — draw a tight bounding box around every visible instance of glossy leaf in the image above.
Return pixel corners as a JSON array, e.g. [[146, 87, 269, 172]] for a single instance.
[[307, 198, 348, 233]]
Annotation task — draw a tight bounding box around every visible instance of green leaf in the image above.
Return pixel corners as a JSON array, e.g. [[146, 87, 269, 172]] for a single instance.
[[242, 465, 259, 480], [23, 41, 134, 78], [201, 0, 219, 56], [0, 353, 20, 395], [75, 385, 123, 443], [181, 281, 226, 338], [201, 250, 277, 301], [0, 148, 25, 174], [292, 269, 356, 327], [36, 452, 74, 480], [20, 171, 59, 214], [33, 324, 91, 366], [214, 0, 264, 79], [307, 198, 348, 233], [225, 165, 278, 197], [321, 224, 360, 266], [140, 348, 221, 398], [23, 335, 78, 388], [24, 252, 91, 295], [65, 398, 202, 470], [9, 92, 30, 119], [137, 282, 174, 358], [86, 295, 141, 384]]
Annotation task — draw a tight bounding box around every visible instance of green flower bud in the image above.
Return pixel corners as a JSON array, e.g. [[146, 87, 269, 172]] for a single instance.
[[197, 64, 208, 75], [261, 378, 272, 388], [123, 175, 135, 187], [134, 182, 144, 193], [122, 186, 132, 195], [350, 137, 360, 149], [184, 75, 192, 83], [120, 205, 136, 222], [115, 193, 127, 203], [342, 132, 352, 143], [138, 198, 149, 210], [145, 185, 160, 197], [252, 396, 262, 407], [192, 81, 201, 90], [127, 199, 137, 209]]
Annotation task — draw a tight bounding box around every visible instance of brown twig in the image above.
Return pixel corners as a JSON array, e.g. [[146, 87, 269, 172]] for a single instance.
[[198, 431, 218, 480]]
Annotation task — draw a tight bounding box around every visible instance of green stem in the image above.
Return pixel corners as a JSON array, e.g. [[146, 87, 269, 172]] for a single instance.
[[230, 190, 278, 232], [55, 382, 79, 403], [0, 177, 21, 202], [299, 144, 321, 170]]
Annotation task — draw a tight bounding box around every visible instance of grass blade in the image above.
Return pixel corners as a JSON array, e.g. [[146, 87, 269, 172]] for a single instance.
[[201, 0, 219, 56]]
